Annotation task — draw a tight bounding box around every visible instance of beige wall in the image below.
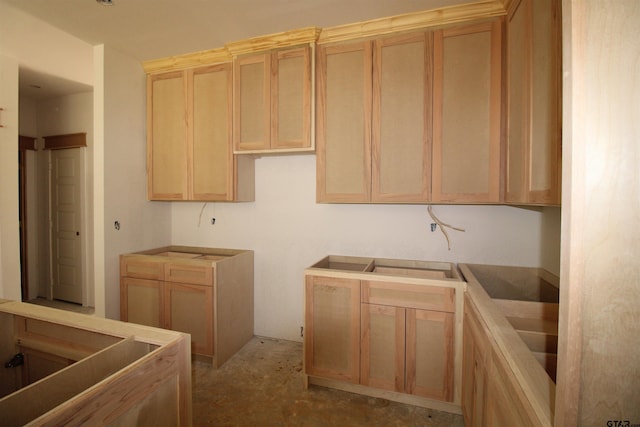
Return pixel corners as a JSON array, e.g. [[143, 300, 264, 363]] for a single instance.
[[0, 2, 93, 86], [0, 2, 94, 301], [101, 45, 171, 320], [0, 53, 20, 300]]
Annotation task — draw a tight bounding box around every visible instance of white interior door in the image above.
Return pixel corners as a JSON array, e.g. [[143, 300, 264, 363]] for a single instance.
[[51, 148, 83, 304]]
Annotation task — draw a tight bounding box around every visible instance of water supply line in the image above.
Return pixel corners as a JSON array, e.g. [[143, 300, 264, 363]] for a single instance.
[[427, 205, 465, 250]]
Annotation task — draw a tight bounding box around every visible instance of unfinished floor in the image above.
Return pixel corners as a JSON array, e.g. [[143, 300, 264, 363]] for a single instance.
[[192, 336, 464, 426]]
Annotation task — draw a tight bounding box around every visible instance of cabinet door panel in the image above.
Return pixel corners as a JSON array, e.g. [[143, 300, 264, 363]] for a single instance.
[[529, 0, 561, 204], [462, 297, 490, 427], [191, 64, 233, 200], [506, 1, 529, 203], [120, 277, 163, 328], [147, 71, 187, 200], [360, 303, 405, 392], [372, 33, 431, 202], [304, 275, 360, 383], [506, 0, 561, 205], [406, 309, 454, 401], [432, 21, 501, 202], [165, 282, 213, 356], [272, 46, 311, 149], [485, 349, 534, 427], [316, 42, 372, 202], [234, 54, 270, 151]]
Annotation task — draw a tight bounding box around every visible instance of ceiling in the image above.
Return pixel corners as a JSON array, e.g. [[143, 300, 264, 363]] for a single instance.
[[6, 0, 476, 100]]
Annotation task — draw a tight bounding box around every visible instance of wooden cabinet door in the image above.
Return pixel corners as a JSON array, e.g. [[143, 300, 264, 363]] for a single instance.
[[304, 275, 360, 383], [406, 308, 454, 401], [484, 349, 534, 427], [506, 0, 561, 205], [432, 20, 502, 203], [372, 32, 431, 202], [120, 277, 163, 328], [190, 64, 234, 201], [147, 71, 188, 200], [271, 46, 312, 150], [360, 303, 405, 392], [462, 298, 490, 427], [234, 53, 270, 152], [165, 282, 213, 356], [316, 41, 372, 203], [234, 46, 311, 153]]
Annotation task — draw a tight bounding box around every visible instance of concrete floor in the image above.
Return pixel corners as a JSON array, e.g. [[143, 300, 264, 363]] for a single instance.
[[192, 336, 465, 426]]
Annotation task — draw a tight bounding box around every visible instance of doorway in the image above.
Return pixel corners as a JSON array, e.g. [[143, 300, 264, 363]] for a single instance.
[[19, 133, 88, 306]]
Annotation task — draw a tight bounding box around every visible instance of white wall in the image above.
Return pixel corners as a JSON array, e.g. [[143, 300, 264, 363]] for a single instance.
[[102, 45, 171, 320], [0, 53, 20, 300], [172, 154, 561, 341]]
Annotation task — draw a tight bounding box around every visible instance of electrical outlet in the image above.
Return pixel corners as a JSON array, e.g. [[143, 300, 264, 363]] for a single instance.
[[211, 218, 216, 225], [300, 326, 304, 337]]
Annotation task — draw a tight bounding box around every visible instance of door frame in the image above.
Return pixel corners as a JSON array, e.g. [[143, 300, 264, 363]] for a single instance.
[[18, 135, 37, 301]]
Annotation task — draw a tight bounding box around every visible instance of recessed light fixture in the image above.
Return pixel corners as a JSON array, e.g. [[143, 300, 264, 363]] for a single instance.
[[96, 0, 114, 5]]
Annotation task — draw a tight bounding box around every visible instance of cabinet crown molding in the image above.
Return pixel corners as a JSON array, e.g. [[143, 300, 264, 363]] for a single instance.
[[318, 0, 506, 44], [143, 1, 510, 73], [225, 26, 321, 57], [143, 47, 231, 74]]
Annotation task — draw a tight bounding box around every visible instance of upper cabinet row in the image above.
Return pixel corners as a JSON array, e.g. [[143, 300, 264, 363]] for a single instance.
[[146, 0, 561, 204], [316, 21, 502, 204]]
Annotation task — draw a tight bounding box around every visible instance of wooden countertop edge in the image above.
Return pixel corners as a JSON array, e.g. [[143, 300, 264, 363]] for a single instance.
[[304, 268, 465, 289], [0, 301, 188, 347], [130, 245, 253, 256], [459, 264, 555, 426]]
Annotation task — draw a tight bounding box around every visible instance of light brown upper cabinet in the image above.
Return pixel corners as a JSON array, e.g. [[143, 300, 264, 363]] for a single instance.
[[147, 64, 254, 201], [432, 20, 502, 203], [316, 41, 372, 203], [372, 33, 432, 203], [233, 46, 313, 154], [316, 33, 432, 203], [505, 0, 562, 205]]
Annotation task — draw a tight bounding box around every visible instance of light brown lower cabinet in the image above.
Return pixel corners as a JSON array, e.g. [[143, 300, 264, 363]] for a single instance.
[[462, 293, 538, 427], [304, 257, 463, 413], [360, 281, 454, 401], [120, 246, 254, 368], [0, 301, 191, 426], [462, 295, 490, 427]]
